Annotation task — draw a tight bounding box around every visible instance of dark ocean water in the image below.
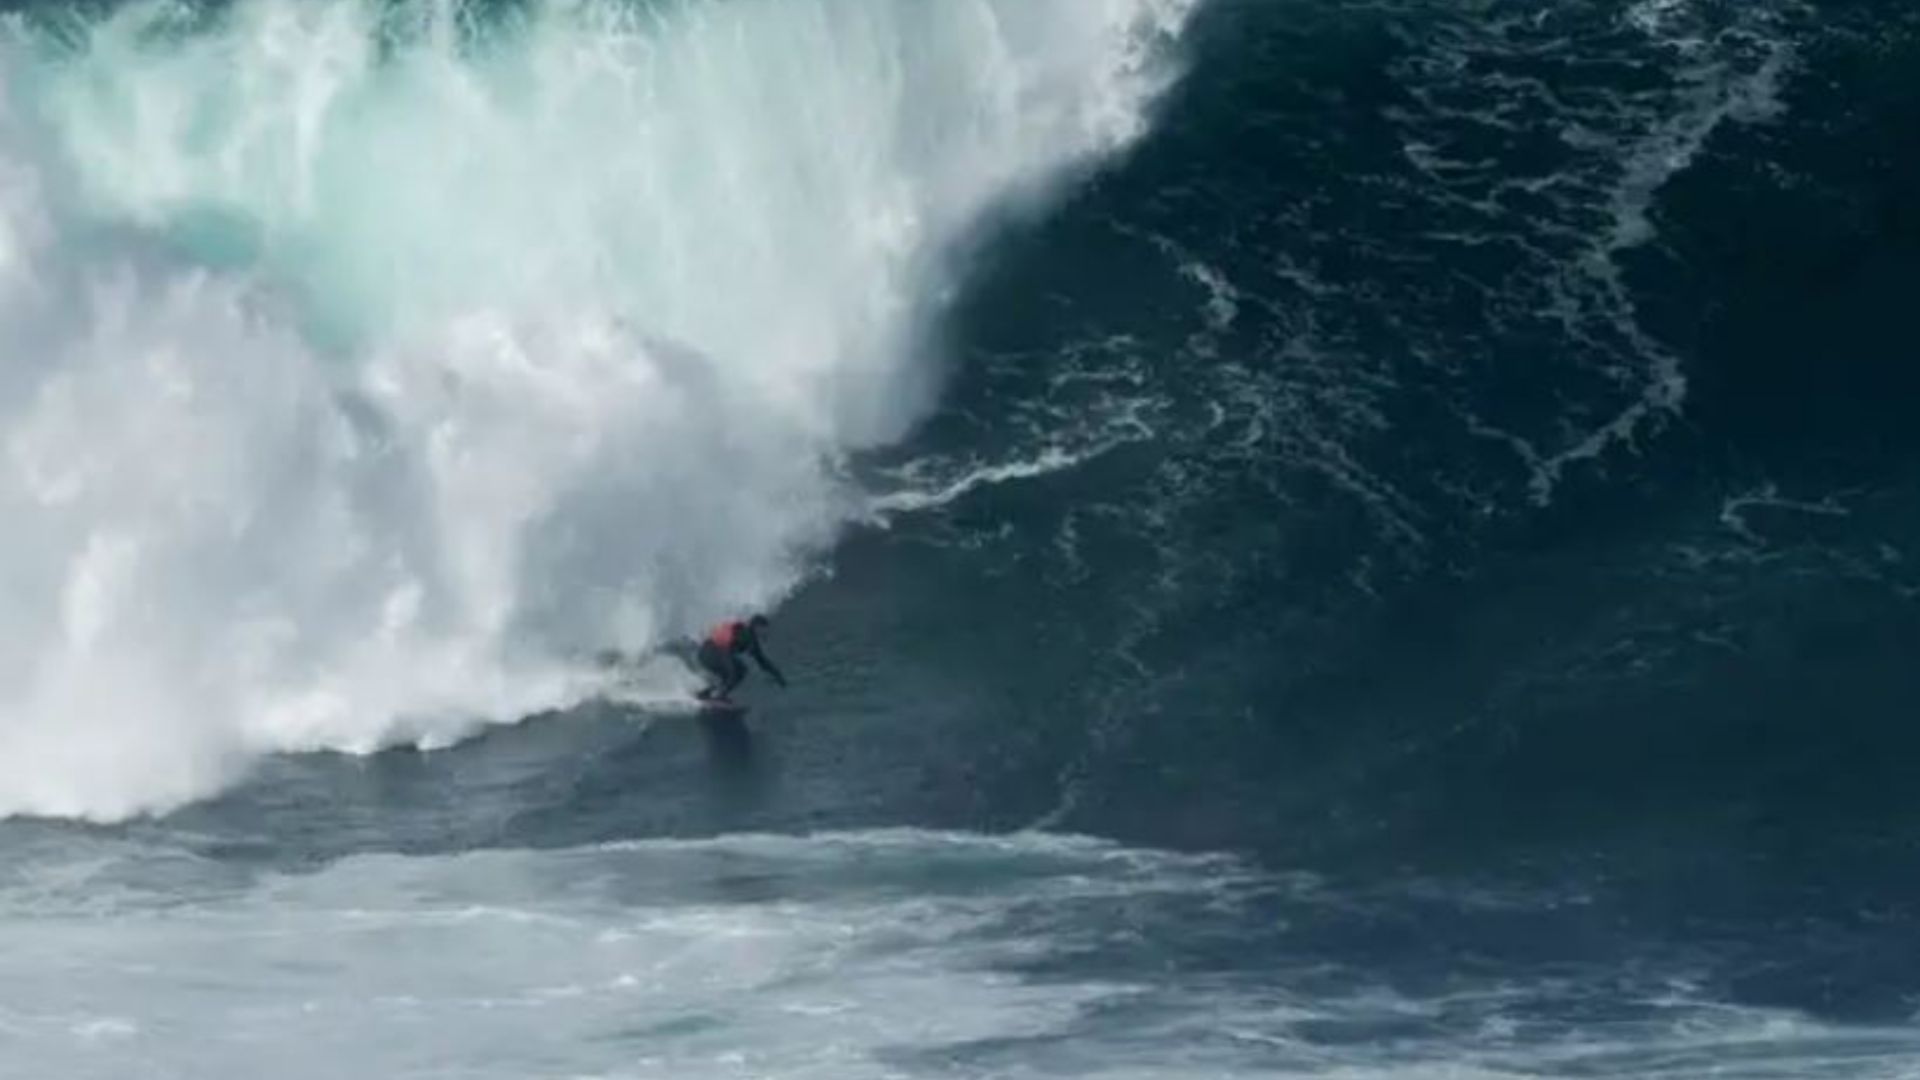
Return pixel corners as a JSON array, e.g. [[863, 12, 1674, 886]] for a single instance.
[[902, 0, 1920, 870], [6, 0, 1920, 1075]]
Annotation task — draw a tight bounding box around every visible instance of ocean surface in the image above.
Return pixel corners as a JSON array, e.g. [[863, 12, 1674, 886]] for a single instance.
[[2, 0, 1918, 1076]]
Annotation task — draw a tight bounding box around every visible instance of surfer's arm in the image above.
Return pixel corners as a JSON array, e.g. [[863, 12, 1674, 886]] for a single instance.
[[747, 643, 788, 687]]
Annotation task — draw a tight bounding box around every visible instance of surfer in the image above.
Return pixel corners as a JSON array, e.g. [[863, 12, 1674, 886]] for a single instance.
[[694, 615, 788, 703]]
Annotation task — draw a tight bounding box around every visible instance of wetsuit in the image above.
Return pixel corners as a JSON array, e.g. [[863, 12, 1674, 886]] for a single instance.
[[695, 620, 786, 701]]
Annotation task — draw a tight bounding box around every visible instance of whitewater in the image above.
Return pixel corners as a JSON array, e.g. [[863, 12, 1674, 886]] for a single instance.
[[0, 0, 1194, 820]]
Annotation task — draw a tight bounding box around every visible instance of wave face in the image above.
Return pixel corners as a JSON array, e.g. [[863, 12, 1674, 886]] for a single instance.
[[0, 0, 1194, 819], [845, 0, 1920, 874]]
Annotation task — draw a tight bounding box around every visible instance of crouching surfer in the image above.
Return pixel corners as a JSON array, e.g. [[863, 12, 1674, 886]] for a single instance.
[[694, 614, 788, 704]]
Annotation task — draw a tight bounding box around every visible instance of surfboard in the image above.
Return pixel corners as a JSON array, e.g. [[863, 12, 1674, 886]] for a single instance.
[[697, 698, 749, 715]]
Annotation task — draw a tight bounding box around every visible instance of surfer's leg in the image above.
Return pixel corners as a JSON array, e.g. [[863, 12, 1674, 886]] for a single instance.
[[695, 641, 730, 699], [715, 655, 747, 700]]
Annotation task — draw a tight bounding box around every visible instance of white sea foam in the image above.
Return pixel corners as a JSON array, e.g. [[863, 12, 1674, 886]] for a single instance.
[[0, 0, 1196, 819], [3, 828, 1912, 1080], [864, 445, 1104, 518]]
